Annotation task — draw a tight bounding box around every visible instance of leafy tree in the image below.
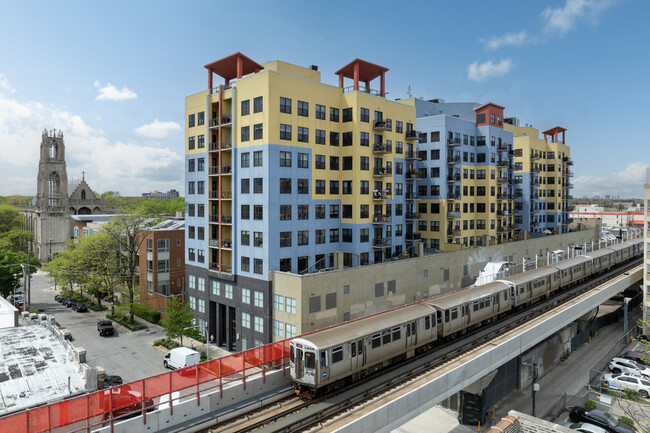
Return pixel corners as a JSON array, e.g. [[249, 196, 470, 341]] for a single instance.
[[0, 205, 22, 234], [0, 240, 39, 298], [161, 297, 201, 346]]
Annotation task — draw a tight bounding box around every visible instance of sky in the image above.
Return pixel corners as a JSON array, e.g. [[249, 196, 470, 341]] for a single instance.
[[0, 0, 648, 198]]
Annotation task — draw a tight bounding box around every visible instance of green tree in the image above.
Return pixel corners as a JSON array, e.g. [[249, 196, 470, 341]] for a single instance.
[[0, 240, 39, 298], [161, 297, 201, 346], [0, 205, 22, 234]]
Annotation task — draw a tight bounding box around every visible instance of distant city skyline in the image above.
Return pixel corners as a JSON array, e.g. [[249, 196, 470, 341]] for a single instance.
[[0, 0, 648, 197]]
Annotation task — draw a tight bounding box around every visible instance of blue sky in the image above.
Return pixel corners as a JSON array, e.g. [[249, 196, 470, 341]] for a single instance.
[[0, 0, 648, 197]]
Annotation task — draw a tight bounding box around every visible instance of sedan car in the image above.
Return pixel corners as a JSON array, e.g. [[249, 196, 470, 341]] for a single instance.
[[608, 357, 650, 378], [103, 374, 123, 388], [563, 422, 608, 433], [602, 373, 650, 398], [71, 302, 88, 312], [569, 407, 635, 433], [621, 351, 650, 367]]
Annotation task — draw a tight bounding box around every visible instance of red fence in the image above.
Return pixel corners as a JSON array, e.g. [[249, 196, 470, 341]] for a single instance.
[[0, 340, 291, 433]]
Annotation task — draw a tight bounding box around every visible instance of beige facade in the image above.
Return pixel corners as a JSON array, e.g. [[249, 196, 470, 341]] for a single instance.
[[271, 229, 597, 337]]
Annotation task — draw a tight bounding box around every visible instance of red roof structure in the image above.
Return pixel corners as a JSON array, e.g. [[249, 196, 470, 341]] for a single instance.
[[543, 126, 567, 144], [205, 52, 264, 89], [335, 58, 389, 97]]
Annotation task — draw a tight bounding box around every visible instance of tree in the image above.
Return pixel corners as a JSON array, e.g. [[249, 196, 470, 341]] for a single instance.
[[0, 205, 22, 234], [161, 297, 201, 346], [0, 240, 39, 298]]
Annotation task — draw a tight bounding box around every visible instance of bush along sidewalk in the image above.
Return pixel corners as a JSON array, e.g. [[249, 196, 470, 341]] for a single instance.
[[107, 313, 147, 331], [153, 338, 180, 350]]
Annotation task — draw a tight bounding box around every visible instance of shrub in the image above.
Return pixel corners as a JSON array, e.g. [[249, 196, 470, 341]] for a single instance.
[[623, 389, 642, 402], [153, 338, 179, 350], [133, 304, 161, 324], [584, 399, 597, 409], [618, 416, 635, 428], [107, 313, 147, 331]]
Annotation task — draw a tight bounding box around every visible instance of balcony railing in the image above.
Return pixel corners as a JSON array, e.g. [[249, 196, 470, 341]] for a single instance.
[[446, 228, 461, 236], [497, 193, 511, 200], [447, 156, 461, 165], [497, 225, 512, 233], [497, 143, 509, 152], [447, 138, 461, 147], [373, 237, 392, 248], [209, 141, 232, 152], [405, 213, 420, 221], [373, 214, 391, 224], [446, 174, 461, 182], [405, 233, 422, 241], [447, 211, 461, 219], [405, 171, 421, 180], [209, 239, 232, 249], [209, 166, 232, 175], [343, 85, 380, 95], [405, 130, 418, 140], [530, 153, 541, 160], [405, 192, 418, 200], [405, 151, 419, 160], [447, 193, 460, 200], [497, 159, 510, 167], [373, 166, 392, 177], [373, 120, 390, 131], [372, 190, 390, 200], [563, 156, 573, 165], [496, 177, 507, 184], [209, 116, 232, 128], [373, 143, 392, 154]]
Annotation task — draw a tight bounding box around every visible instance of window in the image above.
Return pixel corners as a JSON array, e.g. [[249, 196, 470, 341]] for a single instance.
[[342, 181, 352, 195], [360, 132, 369, 146], [188, 159, 195, 172], [360, 156, 369, 171], [253, 96, 263, 113], [188, 136, 195, 149], [280, 205, 291, 220], [315, 104, 325, 119], [360, 180, 369, 195], [241, 99, 250, 116], [360, 228, 369, 242], [298, 179, 308, 194], [329, 180, 339, 194], [280, 151, 292, 167], [298, 152, 309, 168], [315, 129, 325, 144], [342, 132, 353, 146], [280, 124, 292, 140], [298, 204, 309, 219], [254, 291, 263, 308], [241, 126, 250, 142], [315, 229, 325, 244], [188, 114, 195, 127], [431, 149, 440, 160], [241, 152, 250, 168], [342, 228, 352, 242], [199, 135, 205, 149], [330, 204, 339, 218], [315, 179, 325, 194], [253, 123, 263, 140], [360, 107, 369, 122], [242, 312, 250, 329], [242, 288, 251, 304], [197, 181, 204, 194], [330, 132, 339, 146], [254, 231, 263, 247], [280, 97, 291, 113], [431, 131, 440, 142], [330, 156, 339, 170], [254, 150, 263, 166], [298, 127, 309, 142], [254, 178, 263, 193], [286, 297, 296, 314], [330, 107, 339, 122], [315, 205, 325, 219], [315, 154, 326, 169], [280, 258, 291, 272], [273, 320, 284, 338], [254, 258, 263, 274], [330, 228, 339, 242], [298, 230, 309, 245], [241, 204, 250, 219], [342, 204, 352, 219], [297, 100, 309, 117], [241, 230, 250, 246], [254, 205, 263, 220], [342, 107, 353, 122], [197, 158, 204, 171]]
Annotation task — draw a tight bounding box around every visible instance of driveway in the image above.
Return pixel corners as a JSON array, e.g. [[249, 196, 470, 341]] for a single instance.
[[29, 271, 169, 383]]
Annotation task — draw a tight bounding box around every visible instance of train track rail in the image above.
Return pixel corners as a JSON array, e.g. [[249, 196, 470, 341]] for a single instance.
[[201, 259, 642, 433]]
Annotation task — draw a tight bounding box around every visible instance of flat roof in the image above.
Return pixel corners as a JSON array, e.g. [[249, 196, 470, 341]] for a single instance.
[[0, 325, 87, 414]]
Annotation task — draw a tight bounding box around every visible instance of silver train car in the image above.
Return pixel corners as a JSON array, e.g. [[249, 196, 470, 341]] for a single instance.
[[290, 238, 642, 395]]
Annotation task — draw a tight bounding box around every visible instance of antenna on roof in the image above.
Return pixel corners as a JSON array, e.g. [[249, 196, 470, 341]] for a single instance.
[[407, 85, 412, 98]]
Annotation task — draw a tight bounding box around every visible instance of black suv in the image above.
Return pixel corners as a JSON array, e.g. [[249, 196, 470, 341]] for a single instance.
[[569, 407, 635, 433], [97, 320, 115, 337]]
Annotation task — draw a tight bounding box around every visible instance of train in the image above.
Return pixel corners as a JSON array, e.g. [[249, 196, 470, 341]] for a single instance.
[[289, 237, 643, 396]]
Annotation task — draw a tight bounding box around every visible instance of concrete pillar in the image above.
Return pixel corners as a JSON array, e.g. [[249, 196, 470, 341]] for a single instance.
[[334, 252, 345, 270]]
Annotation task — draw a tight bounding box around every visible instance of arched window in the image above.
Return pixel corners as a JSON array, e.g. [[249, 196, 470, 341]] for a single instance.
[[48, 172, 60, 207], [49, 142, 58, 159], [81, 189, 86, 200]]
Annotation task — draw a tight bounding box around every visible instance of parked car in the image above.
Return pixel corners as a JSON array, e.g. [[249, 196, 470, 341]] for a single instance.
[[97, 320, 115, 337], [563, 422, 609, 433], [608, 357, 650, 378], [569, 407, 635, 433], [103, 374, 123, 388], [163, 347, 200, 369], [54, 294, 62, 302], [602, 373, 650, 398], [71, 302, 87, 313], [63, 298, 75, 308], [621, 351, 650, 367]]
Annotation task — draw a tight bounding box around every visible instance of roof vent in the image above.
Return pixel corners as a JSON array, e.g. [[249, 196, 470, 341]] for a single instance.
[[310, 65, 318, 71]]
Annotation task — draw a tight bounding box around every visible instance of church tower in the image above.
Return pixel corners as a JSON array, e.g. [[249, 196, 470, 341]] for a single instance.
[[34, 128, 71, 261]]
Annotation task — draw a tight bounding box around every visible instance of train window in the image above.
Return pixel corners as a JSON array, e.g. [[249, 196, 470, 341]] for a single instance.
[[519, 285, 524, 294], [290, 345, 295, 362], [503, 290, 508, 300], [406, 323, 411, 337], [444, 310, 450, 323], [351, 342, 356, 357], [425, 315, 430, 330], [332, 346, 343, 363], [412, 321, 417, 334], [451, 309, 458, 320], [431, 314, 436, 327], [383, 330, 391, 345], [305, 352, 315, 369], [392, 327, 401, 340], [358, 340, 363, 355], [563, 270, 568, 277], [486, 297, 490, 307], [473, 302, 479, 312], [371, 334, 381, 349], [437, 311, 442, 325], [321, 351, 327, 367]]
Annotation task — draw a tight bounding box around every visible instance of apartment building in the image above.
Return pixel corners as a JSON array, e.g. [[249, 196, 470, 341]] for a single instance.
[[503, 121, 572, 234], [185, 53, 419, 351], [644, 168, 650, 329], [137, 219, 185, 314], [404, 98, 515, 252]]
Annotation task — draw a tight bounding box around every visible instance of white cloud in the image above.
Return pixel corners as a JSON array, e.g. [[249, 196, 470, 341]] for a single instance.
[[94, 80, 137, 101], [0, 88, 183, 196], [134, 119, 181, 139], [481, 31, 530, 50], [467, 59, 513, 82], [0, 73, 15, 93], [541, 0, 615, 36], [572, 162, 648, 198]]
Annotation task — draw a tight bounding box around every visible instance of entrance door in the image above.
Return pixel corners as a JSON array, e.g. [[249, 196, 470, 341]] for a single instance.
[[218, 303, 227, 346], [295, 348, 304, 379], [228, 306, 236, 351], [209, 301, 217, 344]]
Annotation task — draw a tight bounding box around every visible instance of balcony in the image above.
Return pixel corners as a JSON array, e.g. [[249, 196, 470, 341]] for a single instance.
[[497, 225, 512, 233], [447, 193, 460, 200], [497, 177, 507, 184], [373, 143, 392, 154], [373, 214, 391, 224], [209, 166, 232, 175], [447, 211, 461, 219], [209, 116, 232, 129], [567, 171, 574, 177], [373, 237, 392, 248], [497, 143, 509, 152], [405, 151, 419, 160], [446, 228, 461, 237], [447, 138, 461, 147], [405, 171, 421, 180], [209, 141, 232, 152], [565, 182, 574, 188], [209, 190, 232, 200], [405, 213, 420, 221], [446, 174, 461, 183], [372, 189, 390, 200], [405, 130, 418, 140], [530, 153, 541, 160], [497, 159, 510, 167], [563, 156, 573, 165], [209, 239, 232, 249], [530, 166, 541, 173], [405, 191, 418, 200], [405, 232, 421, 241], [497, 193, 511, 200], [373, 120, 390, 131], [209, 262, 234, 279], [447, 155, 461, 165], [373, 166, 392, 177], [510, 178, 522, 185]]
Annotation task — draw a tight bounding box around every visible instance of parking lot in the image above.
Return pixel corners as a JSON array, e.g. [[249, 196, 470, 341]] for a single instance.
[[29, 271, 169, 383]]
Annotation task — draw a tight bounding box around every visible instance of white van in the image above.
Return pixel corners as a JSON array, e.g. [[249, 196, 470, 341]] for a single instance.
[[163, 347, 200, 370]]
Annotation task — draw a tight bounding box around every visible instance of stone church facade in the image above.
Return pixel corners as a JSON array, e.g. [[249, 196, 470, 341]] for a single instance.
[[23, 129, 113, 262]]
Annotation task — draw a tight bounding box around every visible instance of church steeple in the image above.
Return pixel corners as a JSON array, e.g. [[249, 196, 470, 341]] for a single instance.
[[37, 128, 69, 212]]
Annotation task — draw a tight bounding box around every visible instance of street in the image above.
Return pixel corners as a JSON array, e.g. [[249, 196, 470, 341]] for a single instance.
[[29, 271, 169, 383]]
